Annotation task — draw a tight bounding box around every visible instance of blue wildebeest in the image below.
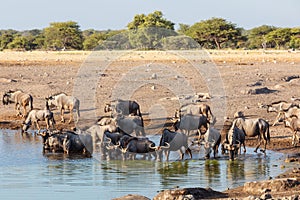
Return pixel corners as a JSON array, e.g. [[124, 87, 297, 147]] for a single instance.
[[200, 126, 221, 159], [233, 112, 270, 153], [174, 103, 216, 125], [118, 136, 157, 160], [38, 130, 93, 157], [46, 93, 80, 123], [22, 101, 55, 133], [114, 114, 145, 136], [262, 100, 299, 126], [2, 90, 33, 117], [223, 120, 246, 161], [157, 128, 192, 161], [284, 115, 300, 146], [173, 114, 209, 137], [104, 99, 142, 117]]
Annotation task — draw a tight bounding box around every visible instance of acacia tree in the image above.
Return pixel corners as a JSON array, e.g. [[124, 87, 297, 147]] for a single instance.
[[246, 25, 277, 49], [186, 18, 242, 49], [265, 28, 292, 49], [127, 11, 176, 49], [0, 29, 17, 50], [43, 21, 83, 50], [289, 28, 300, 49]]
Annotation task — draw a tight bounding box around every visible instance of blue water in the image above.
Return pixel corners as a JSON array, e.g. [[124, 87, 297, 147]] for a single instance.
[[0, 129, 295, 200]]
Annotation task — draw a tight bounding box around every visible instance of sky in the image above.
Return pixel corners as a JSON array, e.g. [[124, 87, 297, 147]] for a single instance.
[[1, 0, 299, 31]]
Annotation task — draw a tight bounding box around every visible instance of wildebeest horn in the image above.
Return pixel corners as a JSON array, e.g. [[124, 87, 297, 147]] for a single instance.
[[160, 142, 170, 149], [149, 144, 159, 150]]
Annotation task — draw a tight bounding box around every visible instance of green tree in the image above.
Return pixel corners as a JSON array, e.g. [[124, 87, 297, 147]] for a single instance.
[[289, 28, 300, 49], [7, 35, 29, 50], [265, 28, 292, 49], [177, 23, 190, 35], [0, 29, 18, 50], [127, 11, 176, 49], [186, 17, 242, 49], [83, 29, 125, 50], [43, 21, 83, 50], [161, 35, 200, 50], [246, 25, 277, 49], [127, 11, 174, 30]]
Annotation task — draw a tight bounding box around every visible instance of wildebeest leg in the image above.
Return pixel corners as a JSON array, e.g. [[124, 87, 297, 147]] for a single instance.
[[68, 108, 73, 124], [254, 139, 262, 153], [23, 104, 27, 118], [141, 127, 146, 137], [45, 118, 50, 130], [272, 112, 283, 126], [15, 104, 21, 117], [165, 150, 170, 161], [243, 142, 246, 153], [60, 108, 65, 123], [292, 131, 299, 146], [35, 121, 41, 133], [186, 147, 192, 159]]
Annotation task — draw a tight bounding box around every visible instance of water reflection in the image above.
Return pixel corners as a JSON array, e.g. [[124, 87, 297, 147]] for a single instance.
[[227, 160, 245, 182], [204, 160, 221, 184]]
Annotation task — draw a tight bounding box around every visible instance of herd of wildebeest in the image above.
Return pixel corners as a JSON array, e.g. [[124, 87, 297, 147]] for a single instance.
[[2, 89, 300, 161]]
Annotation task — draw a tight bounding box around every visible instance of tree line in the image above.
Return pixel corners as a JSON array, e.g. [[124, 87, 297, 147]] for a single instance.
[[1, 11, 299, 51]]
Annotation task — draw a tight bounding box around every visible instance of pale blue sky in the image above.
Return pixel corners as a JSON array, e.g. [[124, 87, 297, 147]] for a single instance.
[[1, 0, 299, 31]]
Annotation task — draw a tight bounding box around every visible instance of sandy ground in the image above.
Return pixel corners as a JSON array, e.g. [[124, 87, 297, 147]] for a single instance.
[[1, 50, 300, 198]]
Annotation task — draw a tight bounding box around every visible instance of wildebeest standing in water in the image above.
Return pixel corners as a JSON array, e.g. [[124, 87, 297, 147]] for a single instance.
[[157, 128, 192, 161], [2, 90, 33, 117], [234, 112, 270, 153], [223, 120, 246, 161], [22, 101, 55, 133], [38, 130, 93, 157], [46, 93, 80, 123]]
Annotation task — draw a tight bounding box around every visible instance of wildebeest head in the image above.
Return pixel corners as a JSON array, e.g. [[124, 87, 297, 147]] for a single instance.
[[37, 131, 51, 149], [45, 96, 56, 108], [22, 120, 31, 133], [2, 93, 12, 105]]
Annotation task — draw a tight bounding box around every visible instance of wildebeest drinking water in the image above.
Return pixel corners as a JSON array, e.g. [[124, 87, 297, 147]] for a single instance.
[[46, 93, 80, 123], [2, 89, 33, 117], [22, 101, 55, 133]]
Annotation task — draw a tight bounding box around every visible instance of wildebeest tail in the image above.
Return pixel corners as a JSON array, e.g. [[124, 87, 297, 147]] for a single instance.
[[266, 125, 270, 144], [29, 95, 33, 110]]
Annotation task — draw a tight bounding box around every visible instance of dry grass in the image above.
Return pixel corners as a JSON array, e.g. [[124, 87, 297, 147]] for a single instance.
[[0, 49, 299, 66]]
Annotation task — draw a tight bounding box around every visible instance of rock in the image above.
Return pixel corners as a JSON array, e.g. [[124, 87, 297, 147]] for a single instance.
[[241, 87, 277, 95], [247, 81, 263, 87], [0, 78, 17, 83], [244, 178, 300, 194], [281, 75, 300, 82], [151, 73, 157, 79], [153, 187, 226, 200], [112, 194, 150, 200], [260, 193, 272, 200]]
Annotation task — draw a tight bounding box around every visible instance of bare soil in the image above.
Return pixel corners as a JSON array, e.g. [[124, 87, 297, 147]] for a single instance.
[[1, 50, 300, 199]]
